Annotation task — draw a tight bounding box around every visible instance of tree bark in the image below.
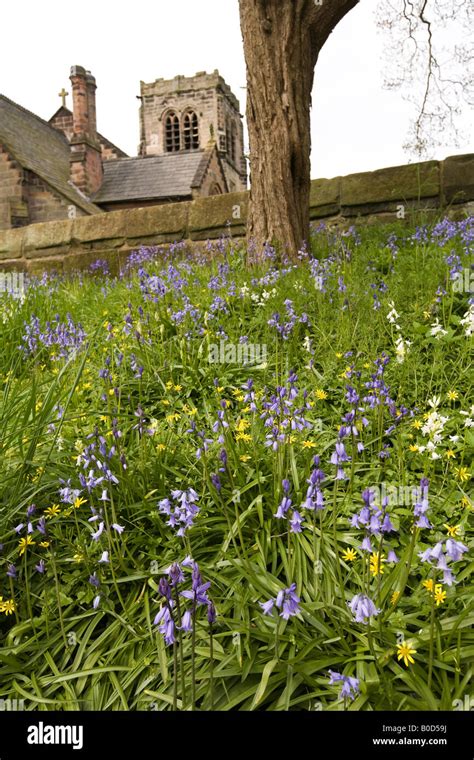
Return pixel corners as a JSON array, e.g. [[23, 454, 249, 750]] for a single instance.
[[239, 0, 359, 260]]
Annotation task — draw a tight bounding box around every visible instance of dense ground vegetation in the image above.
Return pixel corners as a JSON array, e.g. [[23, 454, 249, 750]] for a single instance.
[[0, 218, 472, 710]]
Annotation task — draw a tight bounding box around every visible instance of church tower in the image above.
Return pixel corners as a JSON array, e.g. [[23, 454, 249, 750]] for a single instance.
[[138, 70, 247, 193]]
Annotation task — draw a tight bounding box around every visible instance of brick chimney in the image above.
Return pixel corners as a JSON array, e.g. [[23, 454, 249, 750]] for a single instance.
[[69, 65, 103, 196]]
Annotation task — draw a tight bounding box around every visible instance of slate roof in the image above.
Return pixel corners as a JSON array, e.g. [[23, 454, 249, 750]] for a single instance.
[[93, 151, 212, 203], [0, 94, 102, 215]]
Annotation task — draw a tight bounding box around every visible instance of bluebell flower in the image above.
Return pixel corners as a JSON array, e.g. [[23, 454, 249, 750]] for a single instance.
[[159, 488, 201, 536], [328, 670, 360, 701], [180, 610, 193, 632], [348, 593, 380, 623], [207, 602, 217, 624], [261, 583, 301, 620], [445, 539, 468, 561], [91, 521, 105, 541]]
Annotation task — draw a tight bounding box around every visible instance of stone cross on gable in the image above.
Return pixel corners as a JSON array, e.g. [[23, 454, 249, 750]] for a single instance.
[[58, 88, 69, 108]]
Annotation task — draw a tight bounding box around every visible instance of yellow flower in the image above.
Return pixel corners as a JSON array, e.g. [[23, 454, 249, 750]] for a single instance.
[[369, 552, 386, 576], [239, 455, 251, 462], [423, 310, 431, 319], [335, 352, 343, 359], [160, 399, 170, 407], [165, 381, 173, 390], [315, 389, 327, 400], [409, 444, 419, 452], [447, 390, 459, 401], [157, 443, 166, 452], [454, 466, 470, 483], [108, 388, 115, 396], [236, 419, 250, 432], [236, 432, 252, 442], [445, 449, 456, 459], [39, 541, 50, 548], [342, 548, 357, 562], [44, 504, 61, 519], [74, 497, 87, 509], [390, 591, 400, 605], [422, 579, 435, 592], [73, 553, 84, 563], [363, 362, 371, 369], [461, 496, 472, 510], [411, 420, 422, 430], [302, 440, 317, 449], [166, 413, 180, 423], [216, 386, 224, 393], [434, 587, 447, 606], [18, 536, 35, 556], [397, 641, 417, 667], [2, 599, 15, 615], [174, 385, 182, 392], [444, 524, 460, 537]]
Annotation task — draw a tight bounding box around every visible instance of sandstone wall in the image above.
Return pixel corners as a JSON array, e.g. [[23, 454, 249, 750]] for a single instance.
[[0, 154, 472, 275]]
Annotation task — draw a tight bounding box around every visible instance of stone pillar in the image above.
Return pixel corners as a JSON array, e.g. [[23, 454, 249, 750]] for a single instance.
[[69, 66, 103, 196]]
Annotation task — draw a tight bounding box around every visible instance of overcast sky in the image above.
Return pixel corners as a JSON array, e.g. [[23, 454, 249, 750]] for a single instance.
[[1, 0, 472, 179]]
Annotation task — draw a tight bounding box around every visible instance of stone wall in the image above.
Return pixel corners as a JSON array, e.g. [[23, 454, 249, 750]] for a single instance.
[[0, 154, 472, 275], [0, 145, 25, 228]]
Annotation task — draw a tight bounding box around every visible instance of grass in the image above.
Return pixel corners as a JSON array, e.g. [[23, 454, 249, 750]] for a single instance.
[[0, 217, 472, 711]]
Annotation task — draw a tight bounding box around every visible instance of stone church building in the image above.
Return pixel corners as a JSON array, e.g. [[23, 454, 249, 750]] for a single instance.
[[0, 67, 247, 229]]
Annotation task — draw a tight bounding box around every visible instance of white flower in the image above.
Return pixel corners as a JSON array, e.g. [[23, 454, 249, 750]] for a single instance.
[[303, 336, 312, 353], [427, 396, 441, 409], [430, 318, 447, 338], [460, 305, 474, 337], [460, 405, 474, 427], [395, 335, 411, 363], [387, 301, 400, 325], [421, 410, 449, 440]]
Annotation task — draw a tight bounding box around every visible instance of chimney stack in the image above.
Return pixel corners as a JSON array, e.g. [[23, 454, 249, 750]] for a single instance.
[[69, 65, 103, 196]]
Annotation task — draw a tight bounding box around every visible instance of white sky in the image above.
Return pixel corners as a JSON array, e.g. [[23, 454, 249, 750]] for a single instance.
[[1, 0, 472, 179]]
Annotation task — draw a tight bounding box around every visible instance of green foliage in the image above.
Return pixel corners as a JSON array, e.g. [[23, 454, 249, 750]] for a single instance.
[[0, 218, 472, 711]]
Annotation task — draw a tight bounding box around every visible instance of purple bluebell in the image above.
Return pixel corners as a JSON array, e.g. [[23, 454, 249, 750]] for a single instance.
[[261, 583, 301, 620], [348, 593, 380, 624], [328, 670, 360, 701]]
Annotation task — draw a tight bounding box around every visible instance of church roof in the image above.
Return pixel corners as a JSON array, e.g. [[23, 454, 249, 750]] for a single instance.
[[93, 151, 213, 203], [0, 94, 102, 215]]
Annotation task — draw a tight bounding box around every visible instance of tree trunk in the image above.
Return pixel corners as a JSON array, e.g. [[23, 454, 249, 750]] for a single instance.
[[239, 0, 359, 260]]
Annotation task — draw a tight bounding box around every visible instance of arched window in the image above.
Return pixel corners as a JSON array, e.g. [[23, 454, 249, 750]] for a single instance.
[[226, 118, 231, 155], [183, 111, 199, 150], [230, 122, 237, 164], [165, 112, 180, 152]]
